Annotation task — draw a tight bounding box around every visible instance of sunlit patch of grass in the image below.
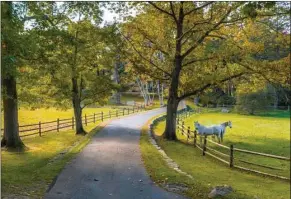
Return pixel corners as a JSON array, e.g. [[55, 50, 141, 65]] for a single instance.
[[148, 113, 290, 199], [183, 113, 290, 153], [181, 113, 290, 177], [4, 107, 115, 125]]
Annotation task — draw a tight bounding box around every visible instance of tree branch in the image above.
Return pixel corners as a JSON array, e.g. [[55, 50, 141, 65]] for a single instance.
[[181, 7, 233, 59], [184, 2, 214, 16], [170, 2, 178, 23], [148, 2, 174, 17], [119, 30, 172, 77], [180, 19, 212, 42], [126, 56, 170, 81], [135, 26, 169, 56], [235, 62, 283, 85], [178, 72, 245, 100], [81, 89, 110, 107], [182, 57, 216, 67]]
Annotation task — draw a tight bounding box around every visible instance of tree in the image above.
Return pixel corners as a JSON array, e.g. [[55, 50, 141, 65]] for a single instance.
[[37, 21, 117, 134], [118, 2, 289, 140], [236, 90, 272, 115], [1, 2, 42, 149], [22, 2, 121, 135], [1, 2, 120, 148]]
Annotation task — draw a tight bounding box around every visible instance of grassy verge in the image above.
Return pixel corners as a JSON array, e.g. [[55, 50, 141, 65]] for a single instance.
[[140, 120, 256, 199], [1, 121, 107, 198], [144, 117, 290, 199]]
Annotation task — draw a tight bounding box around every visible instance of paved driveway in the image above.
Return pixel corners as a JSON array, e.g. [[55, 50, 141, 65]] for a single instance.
[[44, 108, 188, 199]]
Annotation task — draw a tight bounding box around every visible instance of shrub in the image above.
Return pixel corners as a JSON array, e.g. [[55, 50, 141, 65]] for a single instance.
[[235, 90, 271, 115]]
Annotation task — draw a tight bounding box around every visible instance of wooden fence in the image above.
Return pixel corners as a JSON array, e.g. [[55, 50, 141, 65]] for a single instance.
[[174, 109, 290, 181], [1, 105, 145, 138]]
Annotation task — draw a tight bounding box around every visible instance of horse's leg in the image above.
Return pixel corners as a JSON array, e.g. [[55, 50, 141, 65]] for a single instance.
[[212, 134, 215, 141], [221, 132, 224, 143]]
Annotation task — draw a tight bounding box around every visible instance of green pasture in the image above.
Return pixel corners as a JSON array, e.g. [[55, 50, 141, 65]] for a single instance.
[[145, 111, 290, 199]]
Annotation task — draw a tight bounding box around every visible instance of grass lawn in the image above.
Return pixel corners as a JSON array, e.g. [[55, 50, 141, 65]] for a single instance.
[[140, 112, 290, 199], [182, 112, 290, 178], [6, 107, 117, 125], [1, 121, 107, 198]]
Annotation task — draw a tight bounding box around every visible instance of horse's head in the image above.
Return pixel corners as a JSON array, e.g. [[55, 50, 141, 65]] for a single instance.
[[228, 121, 232, 128], [194, 121, 200, 130]]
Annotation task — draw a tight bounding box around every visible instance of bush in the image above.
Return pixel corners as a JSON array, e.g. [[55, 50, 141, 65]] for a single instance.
[[235, 90, 271, 115]]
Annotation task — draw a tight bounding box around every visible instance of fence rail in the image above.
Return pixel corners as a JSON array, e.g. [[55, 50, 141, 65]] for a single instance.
[[1, 105, 145, 138], [174, 109, 290, 181]]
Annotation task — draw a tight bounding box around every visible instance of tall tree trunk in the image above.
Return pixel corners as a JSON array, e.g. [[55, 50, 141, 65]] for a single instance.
[[72, 77, 85, 135], [163, 59, 181, 140], [1, 76, 24, 149], [163, 74, 180, 140], [1, 1, 24, 150], [71, 28, 85, 135], [164, 5, 183, 140], [161, 82, 164, 106], [113, 62, 121, 104], [273, 87, 278, 110]]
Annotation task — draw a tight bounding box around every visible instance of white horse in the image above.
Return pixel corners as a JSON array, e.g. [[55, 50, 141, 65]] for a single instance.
[[194, 121, 221, 145], [194, 121, 232, 143]]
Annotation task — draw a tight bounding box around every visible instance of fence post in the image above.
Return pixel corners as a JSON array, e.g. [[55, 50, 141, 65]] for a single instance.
[[177, 118, 179, 133], [93, 113, 96, 123], [109, 111, 111, 118], [39, 121, 41, 137], [85, 114, 87, 126], [72, 117, 74, 129], [101, 111, 103, 121], [194, 130, 197, 147], [123, 108, 125, 116], [116, 110, 118, 117], [187, 126, 190, 142], [203, 136, 207, 156], [182, 121, 184, 135], [230, 144, 234, 168], [57, 118, 59, 132], [133, 106, 134, 113], [128, 108, 129, 115]]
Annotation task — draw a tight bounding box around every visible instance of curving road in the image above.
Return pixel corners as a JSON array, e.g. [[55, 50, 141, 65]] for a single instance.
[[44, 107, 187, 199]]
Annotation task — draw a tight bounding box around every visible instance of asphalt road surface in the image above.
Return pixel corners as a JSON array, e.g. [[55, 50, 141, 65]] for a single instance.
[[44, 107, 188, 199]]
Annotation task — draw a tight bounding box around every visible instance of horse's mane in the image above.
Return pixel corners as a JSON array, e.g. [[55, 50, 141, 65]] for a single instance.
[[221, 122, 228, 126]]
